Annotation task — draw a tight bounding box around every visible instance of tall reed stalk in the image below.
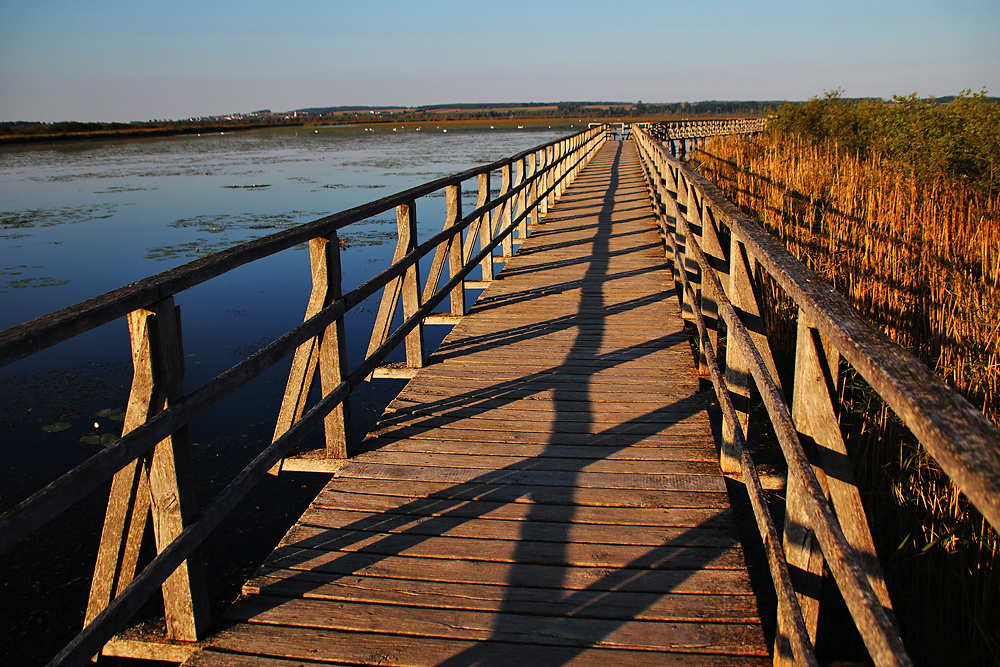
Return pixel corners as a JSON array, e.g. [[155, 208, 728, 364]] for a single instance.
[[692, 114, 1000, 664]]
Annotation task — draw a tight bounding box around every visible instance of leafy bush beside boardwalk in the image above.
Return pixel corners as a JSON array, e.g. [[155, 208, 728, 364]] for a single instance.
[[768, 88, 1000, 199]]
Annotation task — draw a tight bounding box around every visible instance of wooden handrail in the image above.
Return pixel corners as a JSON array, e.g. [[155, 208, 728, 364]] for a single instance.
[[638, 118, 767, 140], [632, 122, 1000, 666], [633, 124, 1000, 533], [0, 125, 607, 666]]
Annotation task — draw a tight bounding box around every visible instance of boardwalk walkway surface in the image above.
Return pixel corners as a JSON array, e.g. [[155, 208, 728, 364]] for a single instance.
[[185, 141, 770, 666]]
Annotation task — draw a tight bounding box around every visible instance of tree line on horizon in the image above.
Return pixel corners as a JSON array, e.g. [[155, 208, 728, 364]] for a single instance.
[[3, 94, 996, 142]]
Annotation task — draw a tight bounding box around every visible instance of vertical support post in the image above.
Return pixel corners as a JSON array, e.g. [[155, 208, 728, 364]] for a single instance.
[[724, 233, 786, 446], [499, 163, 513, 258], [555, 140, 566, 201], [316, 234, 350, 458], [273, 234, 350, 462], [545, 145, 556, 210], [685, 181, 705, 338], [699, 203, 725, 369], [476, 172, 493, 282], [527, 152, 539, 228], [86, 298, 210, 643], [446, 184, 465, 316], [515, 157, 528, 241], [675, 175, 696, 324], [792, 310, 896, 621], [775, 468, 826, 667], [723, 236, 755, 474], [540, 148, 549, 221], [398, 201, 425, 368], [147, 301, 210, 641]]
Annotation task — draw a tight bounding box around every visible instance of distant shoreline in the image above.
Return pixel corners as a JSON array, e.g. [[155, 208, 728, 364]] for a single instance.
[[0, 113, 763, 147]]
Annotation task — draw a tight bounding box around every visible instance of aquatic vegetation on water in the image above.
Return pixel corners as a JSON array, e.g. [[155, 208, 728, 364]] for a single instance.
[[0, 203, 117, 230], [340, 229, 396, 248], [0, 265, 70, 293], [95, 408, 126, 421], [41, 422, 72, 433]]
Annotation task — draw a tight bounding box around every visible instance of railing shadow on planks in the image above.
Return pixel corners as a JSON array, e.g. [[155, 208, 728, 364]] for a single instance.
[[0, 124, 619, 666], [632, 123, 1000, 667]]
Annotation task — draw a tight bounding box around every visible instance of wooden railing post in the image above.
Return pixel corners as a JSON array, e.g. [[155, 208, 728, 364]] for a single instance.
[[555, 140, 566, 201], [316, 235, 350, 458], [272, 233, 350, 461], [675, 175, 697, 324], [499, 163, 513, 259], [791, 309, 895, 619], [526, 152, 538, 230], [540, 146, 552, 217], [699, 203, 725, 371], [476, 172, 494, 282], [368, 241, 406, 351], [723, 233, 785, 465], [446, 184, 465, 316], [86, 298, 210, 642], [516, 157, 529, 239], [398, 201, 425, 368]]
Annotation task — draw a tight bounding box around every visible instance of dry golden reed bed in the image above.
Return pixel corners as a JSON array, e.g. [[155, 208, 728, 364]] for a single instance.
[[695, 134, 999, 424], [690, 92, 999, 664]]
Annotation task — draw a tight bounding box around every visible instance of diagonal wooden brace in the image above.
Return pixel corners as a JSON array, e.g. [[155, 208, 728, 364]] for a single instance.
[[86, 298, 210, 643]]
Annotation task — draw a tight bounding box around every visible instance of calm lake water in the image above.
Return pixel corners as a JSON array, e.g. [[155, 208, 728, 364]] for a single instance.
[[0, 122, 576, 664]]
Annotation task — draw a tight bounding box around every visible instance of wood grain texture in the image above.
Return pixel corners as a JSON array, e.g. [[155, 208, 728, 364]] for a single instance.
[[185, 141, 768, 666]]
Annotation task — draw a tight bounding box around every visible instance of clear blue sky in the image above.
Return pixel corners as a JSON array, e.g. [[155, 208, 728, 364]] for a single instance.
[[2, 0, 997, 122]]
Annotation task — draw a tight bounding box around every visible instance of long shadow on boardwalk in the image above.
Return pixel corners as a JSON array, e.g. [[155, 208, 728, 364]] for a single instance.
[[205, 142, 767, 665]]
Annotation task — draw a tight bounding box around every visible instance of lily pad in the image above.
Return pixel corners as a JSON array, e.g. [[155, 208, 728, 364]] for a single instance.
[[81, 433, 118, 446], [96, 408, 127, 421], [42, 422, 72, 433]]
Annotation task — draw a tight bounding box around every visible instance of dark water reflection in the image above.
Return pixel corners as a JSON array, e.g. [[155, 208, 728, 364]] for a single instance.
[[0, 123, 573, 665]]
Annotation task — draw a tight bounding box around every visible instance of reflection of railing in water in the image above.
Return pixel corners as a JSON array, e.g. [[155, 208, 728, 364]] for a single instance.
[[0, 125, 607, 665], [633, 123, 1000, 667]]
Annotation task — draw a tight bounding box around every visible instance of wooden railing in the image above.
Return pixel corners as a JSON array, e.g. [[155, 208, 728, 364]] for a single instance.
[[640, 118, 767, 157], [0, 125, 607, 666], [632, 123, 1000, 667], [643, 117, 767, 140]]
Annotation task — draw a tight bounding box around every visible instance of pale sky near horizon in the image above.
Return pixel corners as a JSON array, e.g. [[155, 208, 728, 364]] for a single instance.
[[1, 0, 997, 123]]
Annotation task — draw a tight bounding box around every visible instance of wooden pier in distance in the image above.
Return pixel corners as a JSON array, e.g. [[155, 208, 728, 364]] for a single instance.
[[185, 141, 769, 665]]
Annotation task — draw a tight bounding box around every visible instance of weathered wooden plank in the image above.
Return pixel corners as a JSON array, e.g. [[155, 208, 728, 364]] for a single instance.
[[319, 477, 733, 509], [244, 568, 761, 622], [368, 416, 710, 438], [393, 384, 704, 403], [364, 422, 712, 448], [278, 525, 747, 570], [191, 625, 770, 667], [335, 462, 727, 492], [356, 438, 718, 461], [308, 490, 735, 525], [377, 405, 708, 427], [347, 450, 719, 475], [223, 596, 768, 654], [382, 399, 706, 419], [263, 547, 757, 594], [291, 508, 737, 547], [407, 365, 699, 384]]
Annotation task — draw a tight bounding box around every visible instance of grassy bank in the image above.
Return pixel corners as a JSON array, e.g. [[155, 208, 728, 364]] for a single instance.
[[690, 90, 999, 665]]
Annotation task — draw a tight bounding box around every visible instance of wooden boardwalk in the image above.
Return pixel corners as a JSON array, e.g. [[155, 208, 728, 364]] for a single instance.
[[185, 141, 769, 666]]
